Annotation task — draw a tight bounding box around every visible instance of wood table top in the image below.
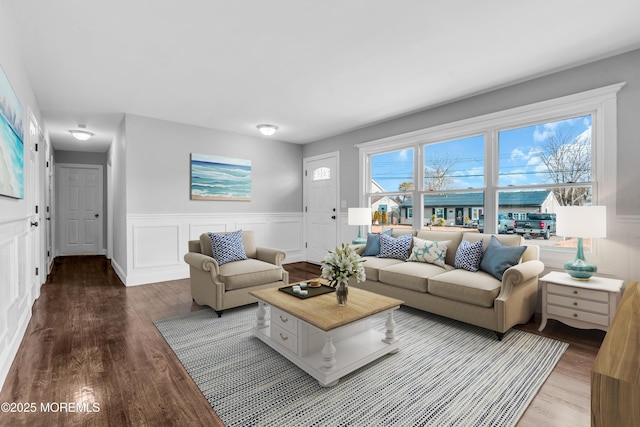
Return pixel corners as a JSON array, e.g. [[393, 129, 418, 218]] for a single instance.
[[250, 279, 404, 331]]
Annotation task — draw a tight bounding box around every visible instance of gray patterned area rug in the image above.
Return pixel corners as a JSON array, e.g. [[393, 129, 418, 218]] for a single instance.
[[154, 305, 567, 427]]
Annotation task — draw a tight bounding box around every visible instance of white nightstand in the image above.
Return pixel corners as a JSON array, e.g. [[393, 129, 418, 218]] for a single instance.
[[538, 271, 623, 332]]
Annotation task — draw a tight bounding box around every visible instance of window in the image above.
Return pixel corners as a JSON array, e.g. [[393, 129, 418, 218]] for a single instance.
[[312, 167, 331, 181], [359, 84, 622, 259], [424, 135, 484, 191]]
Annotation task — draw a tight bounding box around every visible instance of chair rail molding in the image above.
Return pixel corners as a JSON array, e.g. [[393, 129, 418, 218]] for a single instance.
[[122, 212, 304, 286]]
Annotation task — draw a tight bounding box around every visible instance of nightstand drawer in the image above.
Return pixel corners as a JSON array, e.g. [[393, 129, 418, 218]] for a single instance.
[[270, 324, 298, 354], [547, 283, 609, 302], [271, 307, 298, 334], [547, 305, 609, 327], [547, 294, 609, 315]]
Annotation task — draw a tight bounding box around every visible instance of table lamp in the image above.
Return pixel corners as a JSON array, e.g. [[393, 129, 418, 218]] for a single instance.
[[556, 205, 606, 280], [348, 208, 371, 244]]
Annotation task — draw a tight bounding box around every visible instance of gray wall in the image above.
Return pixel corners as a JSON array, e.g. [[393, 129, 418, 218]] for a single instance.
[[303, 48, 640, 216], [54, 150, 109, 252], [108, 117, 127, 273], [124, 114, 303, 214]]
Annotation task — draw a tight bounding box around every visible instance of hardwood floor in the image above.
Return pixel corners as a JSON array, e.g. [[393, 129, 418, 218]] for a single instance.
[[0, 257, 603, 426]]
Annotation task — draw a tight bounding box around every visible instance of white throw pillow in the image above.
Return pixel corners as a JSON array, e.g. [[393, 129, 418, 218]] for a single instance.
[[407, 237, 450, 268]]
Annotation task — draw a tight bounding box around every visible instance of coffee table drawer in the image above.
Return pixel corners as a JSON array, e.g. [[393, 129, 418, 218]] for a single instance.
[[270, 324, 298, 354], [271, 307, 298, 334]]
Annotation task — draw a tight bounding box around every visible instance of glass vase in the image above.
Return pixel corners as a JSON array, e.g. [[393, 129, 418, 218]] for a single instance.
[[336, 280, 348, 306]]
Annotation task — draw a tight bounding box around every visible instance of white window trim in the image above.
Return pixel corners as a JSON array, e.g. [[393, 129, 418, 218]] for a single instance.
[[358, 83, 625, 270]]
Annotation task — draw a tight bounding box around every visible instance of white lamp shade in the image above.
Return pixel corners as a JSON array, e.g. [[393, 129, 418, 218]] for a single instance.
[[556, 205, 606, 238], [348, 208, 371, 226]]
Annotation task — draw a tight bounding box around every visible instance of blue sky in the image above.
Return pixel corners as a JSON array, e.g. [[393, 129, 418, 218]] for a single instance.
[[371, 115, 592, 192]]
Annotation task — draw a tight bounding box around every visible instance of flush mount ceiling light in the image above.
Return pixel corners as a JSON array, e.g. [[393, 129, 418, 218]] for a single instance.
[[69, 125, 94, 141], [256, 124, 278, 136]]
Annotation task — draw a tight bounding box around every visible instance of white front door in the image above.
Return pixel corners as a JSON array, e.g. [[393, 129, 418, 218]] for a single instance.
[[304, 153, 339, 264], [57, 164, 103, 255]]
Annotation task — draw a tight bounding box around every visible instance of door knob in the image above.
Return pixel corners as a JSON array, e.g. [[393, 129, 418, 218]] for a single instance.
[[31, 221, 39, 227]]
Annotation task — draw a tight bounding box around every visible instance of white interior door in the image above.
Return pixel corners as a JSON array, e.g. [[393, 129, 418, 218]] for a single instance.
[[57, 164, 103, 255], [304, 153, 339, 264], [27, 114, 40, 298]]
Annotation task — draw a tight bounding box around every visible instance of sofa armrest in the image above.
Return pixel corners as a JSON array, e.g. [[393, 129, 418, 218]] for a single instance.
[[350, 244, 366, 255], [184, 252, 220, 275], [255, 247, 286, 266], [497, 259, 544, 300]]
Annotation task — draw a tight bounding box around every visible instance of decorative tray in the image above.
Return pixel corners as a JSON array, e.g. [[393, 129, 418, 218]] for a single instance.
[[278, 283, 335, 299]]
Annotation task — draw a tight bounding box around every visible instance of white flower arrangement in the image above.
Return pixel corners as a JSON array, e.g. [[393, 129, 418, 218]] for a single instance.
[[321, 243, 366, 286]]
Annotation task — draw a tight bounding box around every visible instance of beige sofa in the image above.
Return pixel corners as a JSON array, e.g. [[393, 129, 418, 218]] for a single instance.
[[184, 231, 289, 316], [351, 229, 544, 340]]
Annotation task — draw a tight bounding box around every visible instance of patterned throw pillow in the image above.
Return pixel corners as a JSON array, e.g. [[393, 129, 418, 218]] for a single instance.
[[362, 229, 393, 256], [208, 230, 248, 265], [407, 237, 451, 268], [454, 239, 484, 272], [377, 233, 413, 260]]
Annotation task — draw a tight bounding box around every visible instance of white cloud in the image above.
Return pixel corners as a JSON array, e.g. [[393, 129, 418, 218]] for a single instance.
[[533, 122, 559, 142]]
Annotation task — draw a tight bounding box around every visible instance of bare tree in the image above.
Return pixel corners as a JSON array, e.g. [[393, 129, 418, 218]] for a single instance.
[[395, 181, 414, 204], [424, 153, 459, 191], [539, 130, 591, 206]]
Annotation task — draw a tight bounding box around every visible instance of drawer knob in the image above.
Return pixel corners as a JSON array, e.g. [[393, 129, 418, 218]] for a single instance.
[[279, 333, 288, 341], [573, 302, 578, 306], [279, 315, 288, 323], [573, 313, 578, 318], [573, 290, 578, 295]]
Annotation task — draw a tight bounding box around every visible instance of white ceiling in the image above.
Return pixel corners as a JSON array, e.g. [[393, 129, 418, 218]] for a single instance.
[[4, 0, 640, 153]]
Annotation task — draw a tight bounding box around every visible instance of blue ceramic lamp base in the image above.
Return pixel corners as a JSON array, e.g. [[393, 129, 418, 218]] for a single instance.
[[564, 237, 597, 280], [351, 226, 367, 245]]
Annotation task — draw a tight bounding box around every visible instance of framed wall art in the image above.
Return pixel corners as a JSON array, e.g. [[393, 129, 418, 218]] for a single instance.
[[0, 65, 24, 199], [190, 153, 251, 201]]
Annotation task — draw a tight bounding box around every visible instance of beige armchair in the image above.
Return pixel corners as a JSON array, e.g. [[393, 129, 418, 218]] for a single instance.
[[184, 231, 289, 316]]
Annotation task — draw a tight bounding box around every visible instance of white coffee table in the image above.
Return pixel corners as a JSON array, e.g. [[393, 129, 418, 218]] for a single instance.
[[250, 282, 404, 387]]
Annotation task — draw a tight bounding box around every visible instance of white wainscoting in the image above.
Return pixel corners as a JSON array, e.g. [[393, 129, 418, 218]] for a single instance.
[[0, 218, 34, 391], [123, 212, 304, 287]]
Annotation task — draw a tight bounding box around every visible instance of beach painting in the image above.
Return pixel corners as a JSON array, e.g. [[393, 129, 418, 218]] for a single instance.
[[0, 65, 24, 199], [191, 153, 251, 201]]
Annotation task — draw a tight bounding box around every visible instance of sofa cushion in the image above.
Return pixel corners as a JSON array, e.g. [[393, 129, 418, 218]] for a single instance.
[[362, 229, 393, 256], [407, 237, 451, 268], [208, 230, 248, 265], [379, 262, 454, 293], [219, 259, 283, 290], [454, 239, 484, 272], [480, 236, 527, 280], [361, 256, 405, 281], [428, 269, 501, 308], [378, 233, 413, 260]]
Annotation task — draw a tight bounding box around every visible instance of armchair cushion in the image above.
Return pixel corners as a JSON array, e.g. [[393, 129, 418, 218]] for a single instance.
[[219, 259, 284, 290], [208, 230, 247, 265]]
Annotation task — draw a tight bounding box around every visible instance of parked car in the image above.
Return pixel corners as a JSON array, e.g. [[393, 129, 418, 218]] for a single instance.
[[514, 213, 556, 239], [478, 214, 515, 234], [498, 214, 515, 234]]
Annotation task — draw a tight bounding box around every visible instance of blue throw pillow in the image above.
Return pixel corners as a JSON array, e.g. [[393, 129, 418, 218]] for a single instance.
[[454, 239, 484, 272], [208, 230, 247, 265], [377, 233, 413, 260], [480, 236, 527, 280], [362, 229, 393, 256]]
